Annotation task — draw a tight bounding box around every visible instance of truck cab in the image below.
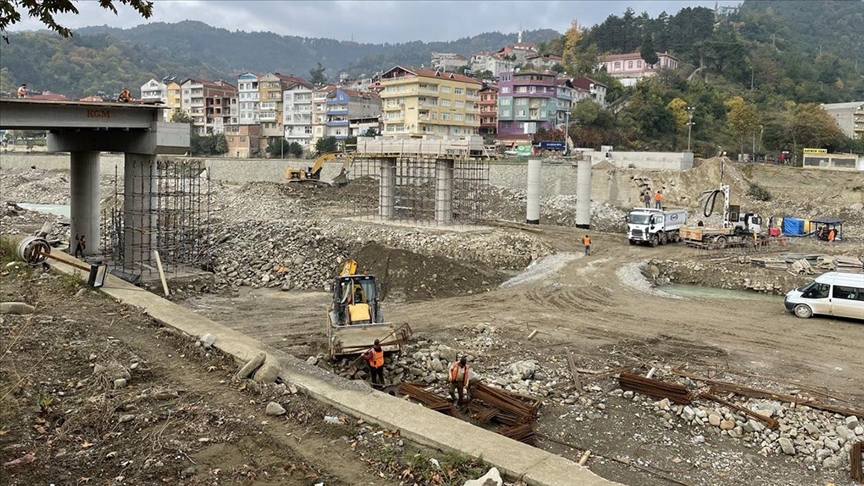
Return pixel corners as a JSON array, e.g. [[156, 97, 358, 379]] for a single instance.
[[627, 208, 687, 246]]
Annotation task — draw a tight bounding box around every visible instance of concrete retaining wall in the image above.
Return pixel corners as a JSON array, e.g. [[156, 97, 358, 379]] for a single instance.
[[581, 150, 694, 171]]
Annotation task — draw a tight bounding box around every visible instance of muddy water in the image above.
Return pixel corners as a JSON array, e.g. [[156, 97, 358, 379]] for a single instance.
[[659, 283, 781, 302], [18, 202, 70, 218]]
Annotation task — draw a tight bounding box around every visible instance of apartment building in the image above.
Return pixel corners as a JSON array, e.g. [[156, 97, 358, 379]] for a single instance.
[[283, 82, 314, 147], [165, 81, 182, 119], [225, 124, 262, 158], [555, 78, 574, 127], [599, 52, 679, 87], [311, 86, 336, 146], [378, 66, 482, 137], [180, 79, 236, 135], [496, 42, 539, 65], [478, 84, 498, 137], [431, 52, 469, 71], [470, 52, 515, 78], [525, 54, 563, 71], [325, 88, 381, 140], [496, 71, 559, 141], [258, 73, 311, 140], [237, 72, 262, 125], [571, 76, 607, 108], [140, 79, 166, 102], [822, 101, 864, 140]]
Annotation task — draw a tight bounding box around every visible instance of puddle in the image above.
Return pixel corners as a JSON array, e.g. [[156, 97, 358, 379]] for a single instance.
[[659, 283, 781, 302], [17, 203, 70, 218]]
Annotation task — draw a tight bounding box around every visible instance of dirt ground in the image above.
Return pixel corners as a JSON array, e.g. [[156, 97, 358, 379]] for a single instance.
[[2, 159, 863, 485]]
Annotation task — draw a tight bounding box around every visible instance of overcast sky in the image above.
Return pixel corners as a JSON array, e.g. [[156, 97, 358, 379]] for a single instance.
[[9, 1, 741, 44]]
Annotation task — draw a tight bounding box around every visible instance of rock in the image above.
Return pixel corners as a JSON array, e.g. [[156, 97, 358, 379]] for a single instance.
[[93, 363, 108, 374], [265, 401, 286, 416], [306, 356, 319, 366], [236, 353, 266, 379], [463, 467, 503, 486], [729, 426, 743, 438], [118, 414, 135, 424], [815, 448, 832, 461], [656, 398, 671, 411], [623, 390, 634, 399], [708, 414, 722, 427], [252, 362, 281, 383], [438, 345, 457, 362], [423, 374, 437, 384], [0, 302, 35, 314], [113, 378, 127, 389], [75, 288, 87, 298], [681, 406, 696, 421], [506, 360, 537, 380], [855, 426, 863, 436], [822, 455, 841, 469], [199, 333, 215, 348], [181, 466, 197, 478], [778, 437, 795, 455], [430, 358, 444, 372], [824, 438, 840, 452], [835, 425, 853, 441], [803, 423, 820, 437], [748, 419, 765, 433]]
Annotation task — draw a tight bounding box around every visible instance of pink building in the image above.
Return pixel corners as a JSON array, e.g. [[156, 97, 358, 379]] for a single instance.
[[599, 52, 679, 87]]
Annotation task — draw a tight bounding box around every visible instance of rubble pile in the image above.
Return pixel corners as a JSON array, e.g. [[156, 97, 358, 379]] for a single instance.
[[649, 258, 813, 295]]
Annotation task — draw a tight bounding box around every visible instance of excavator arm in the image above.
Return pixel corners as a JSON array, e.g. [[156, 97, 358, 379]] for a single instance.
[[285, 152, 351, 183]]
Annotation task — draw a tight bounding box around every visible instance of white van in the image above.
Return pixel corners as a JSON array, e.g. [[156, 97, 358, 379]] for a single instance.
[[784, 272, 864, 320]]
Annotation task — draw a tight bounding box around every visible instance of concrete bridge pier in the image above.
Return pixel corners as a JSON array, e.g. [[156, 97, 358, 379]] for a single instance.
[[379, 158, 396, 219], [435, 159, 454, 225], [69, 151, 101, 256], [123, 153, 158, 266]]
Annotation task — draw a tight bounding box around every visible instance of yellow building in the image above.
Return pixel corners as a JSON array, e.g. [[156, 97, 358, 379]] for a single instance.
[[378, 66, 481, 137], [258, 73, 312, 140], [165, 81, 182, 120]]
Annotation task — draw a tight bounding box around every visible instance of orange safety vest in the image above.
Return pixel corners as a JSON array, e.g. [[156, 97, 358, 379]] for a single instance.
[[582, 236, 591, 246], [368, 348, 384, 368], [654, 192, 662, 201], [449, 362, 469, 385]]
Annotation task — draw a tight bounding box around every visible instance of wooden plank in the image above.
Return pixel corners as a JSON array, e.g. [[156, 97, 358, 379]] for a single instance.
[[566, 352, 582, 391], [709, 383, 864, 419], [699, 392, 779, 429]]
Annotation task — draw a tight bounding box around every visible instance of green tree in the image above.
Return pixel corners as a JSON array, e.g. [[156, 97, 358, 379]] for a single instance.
[[170, 110, 192, 124], [211, 133, 227, 154], [724, 96, 760, 155], [265, 137, 287, 158], [639, 33, 659, 67], [286, 141, 304, 157], [362, 127, 379, 137], [315, 136, 337, 155], [0, 0, 153, 41], [309, 62, 327, 85]]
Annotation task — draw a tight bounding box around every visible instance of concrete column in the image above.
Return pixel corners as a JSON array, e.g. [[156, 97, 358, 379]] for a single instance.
[[575, 157, 592, 229], [123, 153, 157, 266], [435, 159, 454, 225], [69, 151, 101, 256], [378, 158, 396, 220], [526, 159, 541, 224]]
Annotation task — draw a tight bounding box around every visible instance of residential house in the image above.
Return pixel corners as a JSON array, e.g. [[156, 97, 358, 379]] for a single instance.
[[258, 73, 311, 141], [571, 76, 607, 108], [225, 124, 262, 158], [470, 52, 516, 78], [555, 78, 574, 128], [237, 73, 262, 125], [478, 84, 498, 137], [311, 86, 336, 146], [525, 54, 563, 71], [822, 101, 864, 140], [165, 81, 182, 119], [599, 52, 679, 87], [283, 83, 314, 148], [431, 52, 469, 71], [139, 79, 166, 103], [378, 66, 482, 137], [325, 88, 381, 140], [496, 71, 559, 142], [496, 42, 539, 65], [180, 79, 236, 135]]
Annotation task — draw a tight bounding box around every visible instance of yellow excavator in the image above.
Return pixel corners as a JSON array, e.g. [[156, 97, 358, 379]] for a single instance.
[[285, 152, 351, 186], [326, 259, 412, 360]]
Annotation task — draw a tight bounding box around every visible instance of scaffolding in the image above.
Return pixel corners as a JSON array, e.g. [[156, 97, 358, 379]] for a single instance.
[[348, 155, 490, 226], [101, 157, 211, 279]]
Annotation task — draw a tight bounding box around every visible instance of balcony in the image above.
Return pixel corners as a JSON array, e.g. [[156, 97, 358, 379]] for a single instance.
[[326, 119, 349, 127], [326, 107, 348, 115], [259, 113, 278, 122], [383, 104, 403, 111]]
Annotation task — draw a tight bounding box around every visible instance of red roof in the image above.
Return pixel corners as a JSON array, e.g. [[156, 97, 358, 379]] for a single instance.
[[381, 66, 482, 85], [572, 76, 606, 90]]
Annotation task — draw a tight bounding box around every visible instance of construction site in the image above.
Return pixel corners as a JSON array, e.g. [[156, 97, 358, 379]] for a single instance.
[[2, 142, 864, 486]]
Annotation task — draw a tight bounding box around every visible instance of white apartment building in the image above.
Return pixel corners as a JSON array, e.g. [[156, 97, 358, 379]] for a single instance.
[[237, 72, 261, 125], [283, 83, 314, 147], [311, 86, 335, 146], [470, 52, 516, 78], [431, 52, 469, 71], [140, 78, 167, 119]]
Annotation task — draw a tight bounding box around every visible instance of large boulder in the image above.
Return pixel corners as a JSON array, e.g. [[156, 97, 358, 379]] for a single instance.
[[506, 360, 537, 380], [463, 467, 502, 486]]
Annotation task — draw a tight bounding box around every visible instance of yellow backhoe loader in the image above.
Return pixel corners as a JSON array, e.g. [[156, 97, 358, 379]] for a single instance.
[[285, 152, 352, 186]]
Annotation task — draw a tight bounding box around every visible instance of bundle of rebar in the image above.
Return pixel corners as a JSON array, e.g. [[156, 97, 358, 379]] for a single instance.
[[470, 383, 540, 425], [398, 382, 459, 417], [619, 372, 693, 404], [465, 402, 499, 424], [498, 423, 536, 445]]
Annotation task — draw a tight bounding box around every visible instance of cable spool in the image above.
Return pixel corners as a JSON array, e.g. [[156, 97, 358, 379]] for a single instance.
[[17, 236, 51, 266]]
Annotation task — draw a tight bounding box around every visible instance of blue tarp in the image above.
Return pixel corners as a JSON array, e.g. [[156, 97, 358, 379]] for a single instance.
[[782, 217, 804, 235]]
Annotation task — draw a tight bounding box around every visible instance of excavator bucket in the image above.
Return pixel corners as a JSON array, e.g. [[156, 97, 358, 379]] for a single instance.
[[332, 170, 349, 187]]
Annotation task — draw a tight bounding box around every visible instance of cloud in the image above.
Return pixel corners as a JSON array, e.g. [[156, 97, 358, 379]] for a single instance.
[[6, 0, 739, 43]]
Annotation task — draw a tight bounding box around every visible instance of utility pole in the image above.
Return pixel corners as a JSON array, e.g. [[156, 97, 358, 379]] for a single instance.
[[750, 66, 754, 91], [686, 106, 695, 152], [563, 110, 570, 155]]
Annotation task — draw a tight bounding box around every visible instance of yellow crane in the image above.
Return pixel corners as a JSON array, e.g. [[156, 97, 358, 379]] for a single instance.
[[285, 152, 352, 186]]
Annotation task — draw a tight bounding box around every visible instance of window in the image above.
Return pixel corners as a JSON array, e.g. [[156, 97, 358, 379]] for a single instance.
[[636, 61, 642, 68], [517, 110, 526, 117], [441, 113, 450, 120], [501, 98, 511, 106], [502, 74, 511, 81], [454, 87, 463, 95], [614, 61, 621, 70], [804, 283, 830, 299], [529, 86, 536, 93], [440, 99, 451, 107], [501, 87, 510, 94], [454, 114, 464, 121], [440, 86, 452, 93], [515, 98, 527, 106], [455, 100, 464, 108], [516, 86, 528, 93], [502, 109, 511, 117], [833, 286, 864, 301], [628, 61, 633, 69], [304, 126, 312, 134]]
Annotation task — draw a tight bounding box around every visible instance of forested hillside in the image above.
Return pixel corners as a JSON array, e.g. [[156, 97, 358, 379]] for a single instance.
[[0, 21, 557, 97], [538, 0, 864, 157]]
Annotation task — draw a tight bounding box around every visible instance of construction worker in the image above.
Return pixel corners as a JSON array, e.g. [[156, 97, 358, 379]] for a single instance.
[[828, 228, 836, 243], [74, 234, 86, 259], [642, 190, 651, 208], [582, 234, 591, 256], [448, 357, 470, 404], [118, 88, 132, 102], [17, 84, 26, 98], [363, 339, 385, 387], [654, 190, 663, 209]]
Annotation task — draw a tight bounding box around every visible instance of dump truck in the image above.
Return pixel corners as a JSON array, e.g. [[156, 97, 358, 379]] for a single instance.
[[327, 259, 412, 360], [626, 208, 687, 246], [285, 152, 351, 186], [681, 185, 767, 249]]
